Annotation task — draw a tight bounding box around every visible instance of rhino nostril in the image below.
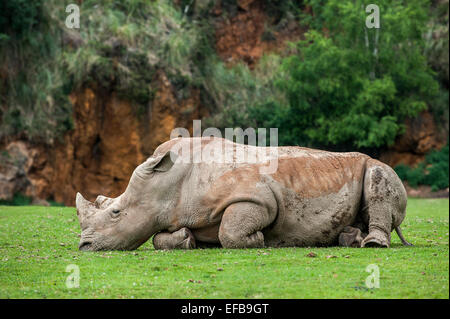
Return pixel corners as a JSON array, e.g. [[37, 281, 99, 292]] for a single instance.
[[79, 242, 92, 251]]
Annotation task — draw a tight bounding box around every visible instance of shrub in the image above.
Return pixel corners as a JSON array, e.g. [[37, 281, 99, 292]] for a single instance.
[[0, 0, 72, 143], [274, 0, 439, 149], [203, 54, 287, 132], [394, 144, 449, 191], [424, 143, 449, 191], [0, 0, 43, 39], [394, 164, 409, 181], [406, 162, 427, 188], [0, 193, 32, 206]]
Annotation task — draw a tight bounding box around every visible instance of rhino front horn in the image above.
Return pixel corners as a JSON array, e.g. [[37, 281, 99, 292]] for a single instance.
[[76, 192, 91, 210]]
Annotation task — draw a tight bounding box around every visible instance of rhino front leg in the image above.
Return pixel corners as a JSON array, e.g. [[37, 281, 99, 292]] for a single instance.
[[153, 227, 196, 250], [218, 202, 274, 249], [338, 226, 367, 247]]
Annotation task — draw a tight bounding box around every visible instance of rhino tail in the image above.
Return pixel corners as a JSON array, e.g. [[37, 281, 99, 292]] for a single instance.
[[395, 226, 413, 246]]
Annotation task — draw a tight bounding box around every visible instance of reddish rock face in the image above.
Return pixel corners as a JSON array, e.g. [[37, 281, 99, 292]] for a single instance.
[[50, 87, 145, 205], [214, 0, 304, 68], [0, 141, 32, 200], [0, 72, 207, 206], [380, 110, 447, 168]]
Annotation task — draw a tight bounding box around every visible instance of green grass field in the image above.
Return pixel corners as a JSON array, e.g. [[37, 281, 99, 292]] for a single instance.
[[0, 198, 448, 299]]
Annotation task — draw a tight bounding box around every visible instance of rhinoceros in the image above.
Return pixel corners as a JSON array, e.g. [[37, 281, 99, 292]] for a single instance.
[[75, 137, 412, 251]]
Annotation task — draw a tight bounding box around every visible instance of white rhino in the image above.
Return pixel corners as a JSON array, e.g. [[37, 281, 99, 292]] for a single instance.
[[76, 137, 412, 251]]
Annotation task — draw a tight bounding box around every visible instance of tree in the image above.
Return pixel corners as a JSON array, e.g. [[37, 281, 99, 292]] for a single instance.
[[266, 0, 439, 149]]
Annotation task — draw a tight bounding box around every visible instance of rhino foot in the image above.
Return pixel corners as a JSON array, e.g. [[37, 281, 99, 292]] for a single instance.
[[338, 226, 366, 248], [361, 229, 389, 248], [153, 227, 196, 250]]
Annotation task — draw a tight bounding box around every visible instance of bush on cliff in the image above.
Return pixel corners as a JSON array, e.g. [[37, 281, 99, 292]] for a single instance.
[[0, 0, 72, 143], [395, 143, 449, 191]]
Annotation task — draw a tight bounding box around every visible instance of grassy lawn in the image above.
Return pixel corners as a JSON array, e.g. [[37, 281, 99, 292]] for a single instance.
[[0, 198, 448, 299]]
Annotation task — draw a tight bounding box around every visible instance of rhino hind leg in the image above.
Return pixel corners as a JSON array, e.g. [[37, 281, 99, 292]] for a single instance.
[[338, 226, 367, 247], [153, 227, 196, 250], [360, 160, 407, 248], [218, 202, 274, 249]]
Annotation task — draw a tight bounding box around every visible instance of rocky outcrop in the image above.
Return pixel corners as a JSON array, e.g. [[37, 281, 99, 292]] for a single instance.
[[0, 71, 207, 206], [380, 110, 447, 168], [0, 141, 33, 200], [214, 0, 304, 67]]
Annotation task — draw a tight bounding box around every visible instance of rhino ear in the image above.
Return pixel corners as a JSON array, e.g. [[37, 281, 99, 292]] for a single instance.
[[143, 151, 178, 173], [153, 151, 178, 172]]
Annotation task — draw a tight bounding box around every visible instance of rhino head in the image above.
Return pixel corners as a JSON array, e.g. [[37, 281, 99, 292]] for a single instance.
[[76, 150, 180, 251]]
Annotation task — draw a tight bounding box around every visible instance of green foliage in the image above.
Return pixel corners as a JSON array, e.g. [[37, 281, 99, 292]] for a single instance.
[[0, 193, 32, 206], [394, 164, 409, 181], [426, 1, 449, 132], [0, 193, 65, 207], [203, 54, 287, 131], [272, 0, 439, 149], [424, 143, 449, 191], [396, 162, 427, 188], [425, 0, 449, 85], [0, 0, 43, 39], [0, 0, 73, 143], [61, 0, 208, 109], [395, 144, 449, 191]]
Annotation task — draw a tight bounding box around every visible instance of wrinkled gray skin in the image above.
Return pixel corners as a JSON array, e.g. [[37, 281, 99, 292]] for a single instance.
[[76, 137, 412, 251]]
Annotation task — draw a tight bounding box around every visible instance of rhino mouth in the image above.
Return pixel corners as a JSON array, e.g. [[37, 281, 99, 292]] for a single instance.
[[78, 241, 93, 251]]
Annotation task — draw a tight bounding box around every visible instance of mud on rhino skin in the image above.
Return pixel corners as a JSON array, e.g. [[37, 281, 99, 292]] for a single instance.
[[75, 137, 412, 251]]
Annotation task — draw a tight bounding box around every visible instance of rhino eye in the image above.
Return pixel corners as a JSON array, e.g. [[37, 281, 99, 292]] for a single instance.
[[112, 209, 120, 214]]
